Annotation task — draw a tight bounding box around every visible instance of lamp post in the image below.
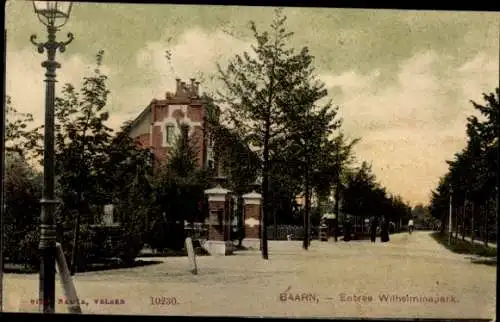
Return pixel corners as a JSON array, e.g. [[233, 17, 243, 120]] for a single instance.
[[30, 1, 74, 313]]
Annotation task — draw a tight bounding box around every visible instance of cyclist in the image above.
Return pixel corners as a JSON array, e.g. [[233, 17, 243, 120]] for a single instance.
[[408, 218, 414, 234]]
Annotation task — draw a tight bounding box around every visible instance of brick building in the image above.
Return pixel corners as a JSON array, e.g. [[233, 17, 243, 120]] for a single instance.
[[126, 78, 214, 171]]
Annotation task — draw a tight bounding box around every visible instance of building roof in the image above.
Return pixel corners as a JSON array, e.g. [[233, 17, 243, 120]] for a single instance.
[[128, 102, 153, 133], [126, 78, 204, 134]]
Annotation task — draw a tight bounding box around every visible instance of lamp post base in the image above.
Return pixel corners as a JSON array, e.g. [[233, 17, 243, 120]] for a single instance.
[[39, 246, 56, 313]]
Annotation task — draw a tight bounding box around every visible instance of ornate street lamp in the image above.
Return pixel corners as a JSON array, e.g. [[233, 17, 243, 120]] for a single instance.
[[30, 1, 74, 313]]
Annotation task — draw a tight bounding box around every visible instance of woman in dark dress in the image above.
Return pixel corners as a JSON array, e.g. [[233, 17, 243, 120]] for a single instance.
[[380, 217, 390, 242], [343, 217, 352, 242], [369, 217, 377, 243]]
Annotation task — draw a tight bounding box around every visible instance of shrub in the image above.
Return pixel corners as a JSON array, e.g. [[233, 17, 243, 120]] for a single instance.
[[3, 153, 42, 267]]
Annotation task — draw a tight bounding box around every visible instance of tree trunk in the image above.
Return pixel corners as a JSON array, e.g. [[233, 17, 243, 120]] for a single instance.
[[70, 193, 83, 276], [273, 207, 278, 240], [479, 201, 488, 247], [454, 207, 459, 243], [478, 204, 484, 244], [237, 196, 244, 247], [484, 203, 489, 247], [303, 159, 311, 250], [471, 201, 475, 244], [461, 206, 466, 241], [261, 118, 270, 259], [333, 151, 341, 242]]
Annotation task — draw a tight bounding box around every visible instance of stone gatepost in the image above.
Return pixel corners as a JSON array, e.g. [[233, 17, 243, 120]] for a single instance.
[[242, 190, 262, 250], [203, 184, 234, 256], [320, 216, 328, 241]]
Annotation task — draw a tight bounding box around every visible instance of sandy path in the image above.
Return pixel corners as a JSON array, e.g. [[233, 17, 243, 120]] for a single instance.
[[3, 231, 495, 319]]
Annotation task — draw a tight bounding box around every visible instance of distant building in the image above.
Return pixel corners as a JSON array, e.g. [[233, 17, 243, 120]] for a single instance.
[[125, 78, 215, 171]]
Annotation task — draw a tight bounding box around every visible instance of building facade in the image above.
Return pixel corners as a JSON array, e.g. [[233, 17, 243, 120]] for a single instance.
[[126, 78, 214, 170]]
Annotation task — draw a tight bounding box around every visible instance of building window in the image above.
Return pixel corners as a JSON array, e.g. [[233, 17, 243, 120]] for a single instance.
[[165, 124, 176, 145]]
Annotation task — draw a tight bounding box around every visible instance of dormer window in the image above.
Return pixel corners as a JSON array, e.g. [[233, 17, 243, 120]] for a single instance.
[[165, 124, 176, 145]]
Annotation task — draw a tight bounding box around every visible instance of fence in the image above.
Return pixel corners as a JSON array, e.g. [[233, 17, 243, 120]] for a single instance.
[[183, 223, 320, 241], [267, 225, 321, 240], [448, 205, 497, 245], [184, 223, 209, 240], [184, 223, 411, 241]]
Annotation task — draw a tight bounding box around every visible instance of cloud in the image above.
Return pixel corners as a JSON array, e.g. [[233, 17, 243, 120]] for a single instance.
[[6, 24, 498, 206], [321, 50, 498, 204], [6, 47, 117, 127], [6, 26, 253, 129], [134, 27, 253, 100]]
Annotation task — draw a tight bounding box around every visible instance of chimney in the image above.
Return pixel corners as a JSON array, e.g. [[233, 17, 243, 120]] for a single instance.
[[195, 81, 200, 96], [175, 78, 181, 95], [180, 81, 187, 95], [166, 91, 173, 99], [190, 78, 195, 93], [190, 78, 197, 98]]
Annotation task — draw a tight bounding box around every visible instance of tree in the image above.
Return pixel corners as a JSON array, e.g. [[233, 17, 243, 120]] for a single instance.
[[5, 96, 42, 160], [30, 50, 114, 273], [63, 51, 112, 273], [275, 75, 342, 248], [203, 93, 261, 245], [3, 96, 43, 268], [430, 88, 499, 244], [217, 9, 340, 257], [342, 161, 410, 234], [3, 152, 42, 267], [317, 132, 359, 242], [104, 121, 155, 263], [342, 161, 377, 217], [203, 93, 260, 189], [152, 123, 210, 251]]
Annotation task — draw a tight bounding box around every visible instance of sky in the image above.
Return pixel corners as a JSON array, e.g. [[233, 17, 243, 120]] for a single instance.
[[5, 2, 500, 206]]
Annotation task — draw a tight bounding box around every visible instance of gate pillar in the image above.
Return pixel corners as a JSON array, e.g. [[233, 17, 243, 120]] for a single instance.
[[203, 183, 233, 255], [242, 190, 262, 250]]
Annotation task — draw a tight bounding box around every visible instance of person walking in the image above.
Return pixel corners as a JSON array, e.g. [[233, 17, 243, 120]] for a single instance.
[[333, 217, 338, 242], [408, 218, 414, 234], [343, 217, 352, 242], [380, 217, 390, 242], [369, 217, 377, 243]]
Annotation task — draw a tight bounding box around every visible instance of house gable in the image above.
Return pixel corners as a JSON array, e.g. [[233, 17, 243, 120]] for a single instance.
[[125, 78, 211, 170]]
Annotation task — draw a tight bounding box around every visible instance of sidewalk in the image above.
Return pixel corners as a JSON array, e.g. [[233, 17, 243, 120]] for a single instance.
[[456, 234, 497, 249]]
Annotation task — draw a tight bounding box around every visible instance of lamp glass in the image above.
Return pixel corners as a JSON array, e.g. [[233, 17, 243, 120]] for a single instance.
[[33, 1, 73, 28]]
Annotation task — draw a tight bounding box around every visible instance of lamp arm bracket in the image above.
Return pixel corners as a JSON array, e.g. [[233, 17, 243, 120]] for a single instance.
[[30, 34, 45, 54], [30, 32, 74, 54], [58, 32, 74, 53]]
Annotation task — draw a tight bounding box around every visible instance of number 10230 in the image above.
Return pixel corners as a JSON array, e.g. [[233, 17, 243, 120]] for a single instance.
[[150, 296, 178, 306]]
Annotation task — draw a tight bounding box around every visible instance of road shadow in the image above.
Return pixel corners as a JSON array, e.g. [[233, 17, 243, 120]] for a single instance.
[[431, 231, 497, 266], [82, 259, 164, 272], [4, 258, 164, 274]]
